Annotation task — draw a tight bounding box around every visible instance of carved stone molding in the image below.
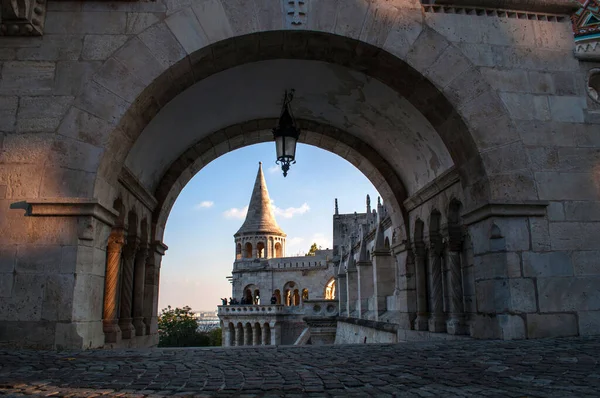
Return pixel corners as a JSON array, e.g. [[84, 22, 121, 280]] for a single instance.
[[119, 167, 158, 211], [576, 41, 600, 62], [461, 201, 549, 225], [404, 167, 460, 212], [25, 198, 119, 226], [0, 0, 47, 36], [432, 0, 581, 15]]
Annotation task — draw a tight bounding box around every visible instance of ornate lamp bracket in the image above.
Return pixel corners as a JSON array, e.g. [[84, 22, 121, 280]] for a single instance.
[[1, 0, 47, 36]]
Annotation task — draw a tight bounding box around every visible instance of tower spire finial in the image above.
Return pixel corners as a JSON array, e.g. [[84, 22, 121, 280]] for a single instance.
[[234, 163, 285, 237], [335, 198, 339, 215]]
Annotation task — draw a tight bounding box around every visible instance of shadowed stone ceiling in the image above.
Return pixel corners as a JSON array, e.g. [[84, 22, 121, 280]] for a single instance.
[[125, 59, 454, 196]]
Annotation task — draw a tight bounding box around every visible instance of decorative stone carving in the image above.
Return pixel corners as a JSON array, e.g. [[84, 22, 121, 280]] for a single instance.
[[285, 0, 307, 27], [0, 0, 47, 36], [103, 229, 126, 344], [132, 244, 149, 336], [119, 237, 139, 340]]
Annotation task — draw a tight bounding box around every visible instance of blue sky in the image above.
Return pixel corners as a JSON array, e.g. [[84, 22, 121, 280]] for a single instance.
[[159, 143, 379, 312]]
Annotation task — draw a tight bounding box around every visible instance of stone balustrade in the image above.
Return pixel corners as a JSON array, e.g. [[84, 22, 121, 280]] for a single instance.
[[217, 304, 287, 316]]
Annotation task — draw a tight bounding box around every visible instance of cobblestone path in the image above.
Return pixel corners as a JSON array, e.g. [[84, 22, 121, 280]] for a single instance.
[[1, 337, 599, 397]]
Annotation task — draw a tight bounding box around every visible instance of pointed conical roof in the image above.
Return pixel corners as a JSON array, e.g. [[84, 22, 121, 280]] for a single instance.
[[235, 162, 285, 237]]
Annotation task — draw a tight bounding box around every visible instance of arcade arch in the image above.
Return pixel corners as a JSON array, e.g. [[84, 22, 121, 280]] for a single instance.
[[9, 1, 556, 349]]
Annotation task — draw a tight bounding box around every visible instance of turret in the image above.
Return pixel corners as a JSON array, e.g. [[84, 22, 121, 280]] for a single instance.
[[234, 162, 286, 260]]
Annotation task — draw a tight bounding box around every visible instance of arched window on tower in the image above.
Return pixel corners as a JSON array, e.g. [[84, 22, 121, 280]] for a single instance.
[[257, 242, 265, 258], [325, 278, 336, 300], [384, 237, 390, 249], [274, 242, 283, 258], [236, 243, 242, 260], [293, 289, 300, 306], [302, 288, 309, 301], [244, 242, 252, 258], [274, 289, 281, 305]]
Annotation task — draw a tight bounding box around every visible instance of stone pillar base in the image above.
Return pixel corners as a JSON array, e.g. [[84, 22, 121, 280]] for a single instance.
[[414, 314, 429, 331], [103, 320, 122, 344], [428, 315, 447, 333], [119, 319, 135, 340], [133, 318, 146, 336], [446, 315, 468, 335]]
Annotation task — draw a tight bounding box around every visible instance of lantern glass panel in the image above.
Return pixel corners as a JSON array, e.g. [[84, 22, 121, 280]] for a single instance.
[[284, 135, 297, 160], [275, 134, 284, 160]]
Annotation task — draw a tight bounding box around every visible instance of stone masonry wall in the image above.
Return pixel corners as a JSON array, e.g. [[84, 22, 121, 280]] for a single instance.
[[0, 0, 598, 347]]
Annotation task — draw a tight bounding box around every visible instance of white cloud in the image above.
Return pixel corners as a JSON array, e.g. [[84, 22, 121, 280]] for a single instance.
[[267, 164, 280, 174], [194, 201, 214, 210], [287, 237, 305, 246], [272, 202, 310, 219], [223, 205, 248, 219]]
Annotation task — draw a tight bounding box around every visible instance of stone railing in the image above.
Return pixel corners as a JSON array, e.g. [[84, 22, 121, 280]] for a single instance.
[[217, 304, 287, 316], [270, 260, 328, 270], [303, 300, 339, 317]]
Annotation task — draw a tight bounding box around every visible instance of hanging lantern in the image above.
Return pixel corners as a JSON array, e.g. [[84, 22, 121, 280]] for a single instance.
[[273, 89, 300, 177]]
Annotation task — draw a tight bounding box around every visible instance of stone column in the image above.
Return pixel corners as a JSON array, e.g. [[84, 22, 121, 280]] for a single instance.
[[356, 260, 373, 318], [262, 326, 269, 345], [252, 324, 259, 346], [372, 249, 394, 319], [223, 323, 230, 347], [132, 243, 148, 336], [270, 322, 282, 345], [337, 273, 347, 316], [446, 250, 467, 333], [346, 266, 358, 316], [143, 241, 167, 340], [413, 242, 429, 331], [428, 238, 446, 333], [103, 228, 126, 343], [119, 237, 138, 339]]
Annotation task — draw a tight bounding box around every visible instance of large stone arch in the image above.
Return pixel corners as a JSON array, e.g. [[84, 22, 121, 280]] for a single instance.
[[152, 118, 408, 241], [8, 0, 593, 349], [57, 1, 526, 214]]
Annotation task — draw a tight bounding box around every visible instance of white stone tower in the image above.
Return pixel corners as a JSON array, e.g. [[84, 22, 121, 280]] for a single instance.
[[234, 162, 287, 261]]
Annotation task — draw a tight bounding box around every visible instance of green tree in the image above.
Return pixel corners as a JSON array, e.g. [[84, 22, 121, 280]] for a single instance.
[[158, 305, 208, 347], [305, 242, 319, 256]]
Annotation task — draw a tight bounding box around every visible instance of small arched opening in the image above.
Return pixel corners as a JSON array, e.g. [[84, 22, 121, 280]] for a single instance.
[[283, 282, 296, 306], [384, 237, 390, 250], [325, 278, 336, 300], [244, 323, 252, 346], [236, 322, 244, 346], [293, 289, 300, 306], [235, 243, 242, 260], [273, 289, 281, 305], [256, 242, 265, 258], [228, 322, 235, 347], [302, 288, 309, 301], [274, 242, 283, 258], [263, 323, 271, 345], [254, 322, 262, 346], [244, 242, 252, 258], [253, 289, 260, 305]]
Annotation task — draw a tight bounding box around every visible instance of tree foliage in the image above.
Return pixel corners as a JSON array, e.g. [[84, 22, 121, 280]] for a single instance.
[[305, 242, 319, 256], [157, 305, 221, 347]]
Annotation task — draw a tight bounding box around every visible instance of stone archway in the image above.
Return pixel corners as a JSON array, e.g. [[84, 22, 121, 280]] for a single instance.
[[4, 0, 592, 349]]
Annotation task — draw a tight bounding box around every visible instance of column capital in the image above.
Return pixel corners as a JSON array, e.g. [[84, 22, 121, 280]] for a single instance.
[[107, 228, 126, 253], [151, 240, 168, 256]]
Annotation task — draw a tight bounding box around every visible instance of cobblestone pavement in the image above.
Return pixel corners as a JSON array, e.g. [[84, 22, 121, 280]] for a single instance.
[[1, 337, 599, 397]]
